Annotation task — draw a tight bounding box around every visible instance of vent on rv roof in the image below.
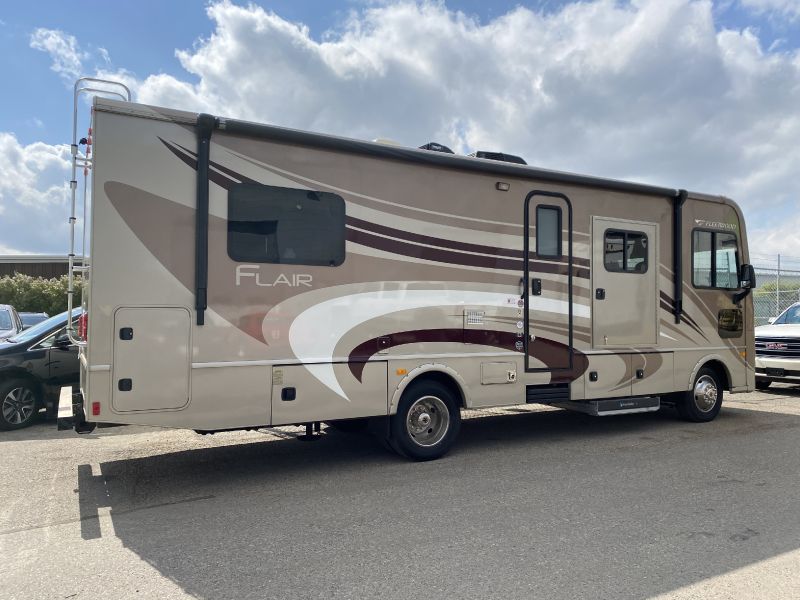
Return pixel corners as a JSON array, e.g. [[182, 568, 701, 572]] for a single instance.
[[418, 142, 454, 154], [468, 151, 527, 165]]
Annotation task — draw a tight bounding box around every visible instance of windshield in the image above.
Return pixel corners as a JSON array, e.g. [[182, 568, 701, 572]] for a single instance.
[[0, 310, 12, 331], [774, 304, 800, 325], [6, 309, 81, 344]]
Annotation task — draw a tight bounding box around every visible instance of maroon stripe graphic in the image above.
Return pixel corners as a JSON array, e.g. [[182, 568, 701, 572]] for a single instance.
[[658, 292, 709, 341], [348, 329, 588, 384], [347, 228, 589, 278], [659, 290, 705, 331], [348, 215, 591, 268]]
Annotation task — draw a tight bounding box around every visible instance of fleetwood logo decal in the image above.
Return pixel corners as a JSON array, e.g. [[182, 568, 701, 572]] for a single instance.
[[694, 219, 737, 231], [235, 265, 313, 287]]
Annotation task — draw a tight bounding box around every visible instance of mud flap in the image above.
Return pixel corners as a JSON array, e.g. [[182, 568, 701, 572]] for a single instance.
[[57, 386, 95, 433]]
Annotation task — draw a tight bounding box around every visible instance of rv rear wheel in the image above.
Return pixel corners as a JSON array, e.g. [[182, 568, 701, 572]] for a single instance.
[[0, 379, 41, 430], [677, 367, 723, 423], [389, 380, 461, 461]]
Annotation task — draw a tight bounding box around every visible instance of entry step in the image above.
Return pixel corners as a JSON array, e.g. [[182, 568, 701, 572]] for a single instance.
[[526, 383, 570, 404], [554, 396, 660, 416]]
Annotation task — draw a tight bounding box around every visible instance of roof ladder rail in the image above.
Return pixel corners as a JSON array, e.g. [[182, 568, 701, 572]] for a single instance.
[[66, 77, 132, 346]]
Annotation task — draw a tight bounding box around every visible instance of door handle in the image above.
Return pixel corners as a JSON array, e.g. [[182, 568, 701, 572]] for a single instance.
[[595, 288, 606, 300]]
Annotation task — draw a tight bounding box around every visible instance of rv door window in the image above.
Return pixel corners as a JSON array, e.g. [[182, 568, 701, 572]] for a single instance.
[[536, 205, 562, 258], [692, 229, 739, 289], [228, 184, 346, 266], [603, 230, 648, 273]]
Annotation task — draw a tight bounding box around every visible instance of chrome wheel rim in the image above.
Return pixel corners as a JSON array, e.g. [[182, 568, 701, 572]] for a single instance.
[[406, 395, 450, 447], [2, 387, 36, 425], [693, 375, 718, 413]]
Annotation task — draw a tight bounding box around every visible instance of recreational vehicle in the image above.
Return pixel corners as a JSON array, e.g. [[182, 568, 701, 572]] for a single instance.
[[59, 78, 756, 460]]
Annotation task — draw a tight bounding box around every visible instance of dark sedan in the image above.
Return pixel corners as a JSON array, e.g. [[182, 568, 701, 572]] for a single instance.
[[0, 309, 81, 430]]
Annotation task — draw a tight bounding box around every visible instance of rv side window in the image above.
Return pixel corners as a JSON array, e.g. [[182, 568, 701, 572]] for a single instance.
[[603, 230, 648, 273], [536, 206, 561, 258], [692, 230, 739, 289], [227, 184, 346, 266]]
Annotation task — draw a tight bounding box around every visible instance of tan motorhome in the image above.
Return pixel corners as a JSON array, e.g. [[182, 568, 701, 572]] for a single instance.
[[59, 78, 756, 460]]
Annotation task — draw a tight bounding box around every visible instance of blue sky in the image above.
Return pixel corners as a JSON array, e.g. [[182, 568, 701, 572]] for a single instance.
[[0, 0, 799, 255]]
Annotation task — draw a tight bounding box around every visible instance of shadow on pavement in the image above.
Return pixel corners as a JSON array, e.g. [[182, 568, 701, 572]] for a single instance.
[[77, 406, 800, 600]]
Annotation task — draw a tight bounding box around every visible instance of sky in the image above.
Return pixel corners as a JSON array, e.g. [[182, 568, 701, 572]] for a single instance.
[[0, 0, 799, 258]]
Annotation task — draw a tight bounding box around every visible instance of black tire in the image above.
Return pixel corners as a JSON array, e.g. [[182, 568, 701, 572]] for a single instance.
[[676, 367, 723, 423], [389, 379, 461, 461], [325, 418, 370, 434], [0, 378, 41, 430], [755, 380, 771, 390]]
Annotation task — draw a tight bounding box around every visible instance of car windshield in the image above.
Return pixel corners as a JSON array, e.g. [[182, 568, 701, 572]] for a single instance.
[[0, 310, 12, 331], [5, 309, 80, 344], [774, 304, 800, 325]]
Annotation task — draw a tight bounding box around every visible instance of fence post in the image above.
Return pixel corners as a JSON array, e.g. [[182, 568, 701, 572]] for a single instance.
[[776, 254, 780, 317]]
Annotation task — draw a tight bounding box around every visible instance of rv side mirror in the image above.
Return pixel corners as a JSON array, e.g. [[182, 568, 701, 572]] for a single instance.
[[739, 263, 755, 289]]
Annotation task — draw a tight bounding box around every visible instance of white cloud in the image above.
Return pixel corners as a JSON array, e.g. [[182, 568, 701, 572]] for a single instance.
[[0, 133, 73, 253], [29, 28, 87, 80], [740, 0, 800, 20]]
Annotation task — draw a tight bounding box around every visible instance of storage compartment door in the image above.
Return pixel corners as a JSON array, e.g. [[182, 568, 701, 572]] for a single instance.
[[112, 307, 191, 412], [271, 361, 388, 425], [584, 354, 632, 399], [631, 352, 674, 396]]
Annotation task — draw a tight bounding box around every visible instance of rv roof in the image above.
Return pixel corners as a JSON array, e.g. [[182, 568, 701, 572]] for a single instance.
[[93, 97, 731, 204]]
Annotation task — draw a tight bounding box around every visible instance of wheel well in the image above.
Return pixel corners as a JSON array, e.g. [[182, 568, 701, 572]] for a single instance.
[[701, 360, 730, 391], [408, 371, 466, 408]]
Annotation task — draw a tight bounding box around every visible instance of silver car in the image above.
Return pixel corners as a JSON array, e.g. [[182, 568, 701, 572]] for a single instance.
[[0, 305, 23, 342]]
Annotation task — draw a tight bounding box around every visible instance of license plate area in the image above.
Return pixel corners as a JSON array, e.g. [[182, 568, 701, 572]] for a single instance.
[[766, 367, 785, 377]]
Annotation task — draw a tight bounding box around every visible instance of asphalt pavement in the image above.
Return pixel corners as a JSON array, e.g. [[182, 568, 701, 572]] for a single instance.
[[1, 386, 799, 599]]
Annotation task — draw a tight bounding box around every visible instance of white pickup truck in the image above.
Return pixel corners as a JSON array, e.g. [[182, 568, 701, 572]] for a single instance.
[[754, 302, 800, 389]]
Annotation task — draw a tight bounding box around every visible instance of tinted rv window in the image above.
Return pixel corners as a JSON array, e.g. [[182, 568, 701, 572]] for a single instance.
[[227, 184, 346, 266], [536, 206, 561, 258], [603, 230, 648, 273], [692, 230, 739, 289]]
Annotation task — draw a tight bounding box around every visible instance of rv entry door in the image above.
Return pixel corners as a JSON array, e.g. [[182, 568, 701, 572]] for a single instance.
[[523, 191, 573, 373], [591, 217, 658, 347]]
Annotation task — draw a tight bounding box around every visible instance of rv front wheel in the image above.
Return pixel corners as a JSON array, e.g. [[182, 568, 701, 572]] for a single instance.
[[390, 380, 461, 461], [677, 367, 723, 423]]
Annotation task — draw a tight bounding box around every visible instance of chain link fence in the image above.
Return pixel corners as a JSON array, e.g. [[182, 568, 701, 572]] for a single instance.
[[752, 254, 800, 327]]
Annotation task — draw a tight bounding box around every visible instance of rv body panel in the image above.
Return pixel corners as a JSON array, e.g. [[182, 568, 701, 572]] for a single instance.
[[76, 97, 754, 434]]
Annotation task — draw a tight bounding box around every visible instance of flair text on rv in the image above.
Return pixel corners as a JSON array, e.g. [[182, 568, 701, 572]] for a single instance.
[[235, 265, 313, 288]]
